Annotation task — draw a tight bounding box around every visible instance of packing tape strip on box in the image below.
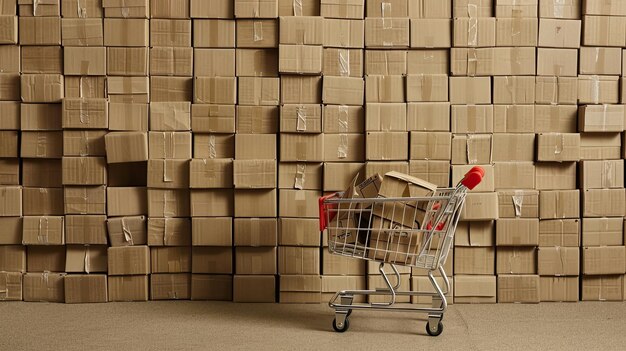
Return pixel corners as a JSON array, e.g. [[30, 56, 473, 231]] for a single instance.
[[37, 217, 49, 244], [208, 135, 217, 159], [553, 0, 565, 18], [84, 246, 91, 273], [296, 105, 307, 131], [467, 48, 477, 76], [294, 163, 306, 190], [121, 217, 135, 245], [467, 5, 478, 47], [513, 190, 524, 217], [339, 49, 350, 77], [591, 75, 600, 104], [253, 21, 264, 42], [602, 160, 613, 188]]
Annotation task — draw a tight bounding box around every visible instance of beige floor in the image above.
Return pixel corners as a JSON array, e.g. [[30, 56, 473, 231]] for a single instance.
[[2, 301, 626, 350]]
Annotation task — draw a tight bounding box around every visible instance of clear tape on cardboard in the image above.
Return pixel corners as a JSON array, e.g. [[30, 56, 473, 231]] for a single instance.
[[466, 134, 478, 164], [591, 75, 600, 104], [33, 0, 39, 16], [79, 131, 89, 157], [511, 47, 522, 76], [602, 160, 613, 188], [163, 160, 172, 183], [36, 132, 46, 157], [512, 190, 524, 217], [339, 49, 350, 77], [253, 21, 264, 42], [208, 135, 217, 159], [81, 187, 88, 214], [467, 48, 477, 76], [121, 217, 134, 245], [467, 5, 478, 47], [419, 74, 433, 101], [296, 105, 307, 131], [381, 2, 391, 17], [121, 6, 130, 18], [293, 0, 303, 16], [553, 0, 565, 18], [77, 0, 87, 18], [295, 163, 306, 190], [38, 217, 49, 244], [84, 246, 91, 274]]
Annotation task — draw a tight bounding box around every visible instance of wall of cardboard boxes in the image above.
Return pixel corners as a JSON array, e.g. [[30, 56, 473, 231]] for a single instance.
[[0, 0, 625, 304]]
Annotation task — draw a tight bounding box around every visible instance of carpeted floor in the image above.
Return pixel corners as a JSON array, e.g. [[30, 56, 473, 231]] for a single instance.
[[2, 301, 626, 350]]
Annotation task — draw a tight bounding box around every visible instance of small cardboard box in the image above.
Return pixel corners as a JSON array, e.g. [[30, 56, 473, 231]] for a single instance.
[[280, 104, 322, 133], [146, 159, 190, 189], [21, 46, 62, 74], [495, 0, 537, 17], [233, 275, 275, 303], [64, 185, 106, 215], [497, 190, 539, 218], [0, 159, 19, 186], [21, 74, 63, 103], [323, 162, 363, 192], [189, 189, 231, 217], [107, 187, 147, 217], [237, 106, 278, 133], [61, 157, 107, 185], [320, 0, 364, 19], [189, 158, 233, 189], [191, 274, 232, 301], [408, 160, 450, 188], [0, 272, 22, 301], [64, 274, 108, 303], [582, 15, 626, 47], [453, 17, 495, 47], [582, 218, 623, 246], [150, 273, 191, 300], [61, 18, 103, 46], [64, 47, 106, 76], [193, 77, 237, 104], [107, 76, 149, 103], [540, 276, 579, 302], [191, 105, 235, 133], [22, 188, 65, 216], [65, 215, 107, 245], [235, 247, 277, 275], [235, 134, 276, 160], [27, 245, 66, 272], [0, 101, 19, 130], [65, 244, 107, 273], [581, 275, 623, 301], [106, 216, 147, 247], [108, 275, 149, 302], [578, 75, 619, 104], [580, 160, 624, 190], [583, 0, 626, 15], [278, 246, 320, 275], [365, 50, 406, 75], [366, 0, 407, 17], [193, 134, 235, 159], [103, 19, 149, 47], [534, 105, 578, 133], [410, 19, 451, 48], [454, 247, 495, 274], [492, 77, 535, 105], [151, 77, 193, 103], [279, 162, 322, 190], [451, 134, 492, 165], [452, 164, 494, 192], [234, 189, 277, 217], [535, 76, 578, 105], [63, 130, 107, 157], [19, 17, 59, 45], [0, 245, 26, 272], [494, 162, 536, 190], [364, 75, 404, 103], [454, 275, 496, 304], [148, 218, 191, 246], [582, 188, 626, 218], [235, 48, 278, 76], [578, 105, 624, 132], [460, 192, 499, 221], [104, 132, 148, 164], [149, 189, 191, 217], [582, 246, 626, 275], [193, 48, 235, 77], [497, 275, 539, 304], [536, 48, 578, 76], [496, 219, 539, 246], [538, 247, 580, 276], [22, 159, 62, 188], [281, 75, 322, 104], [18, 0, 59, 16], [238, 77, 280, 106], [579, 47, 621, 75], [280, 134, 323, 162], [0, 130, 19, 158], [365, 132, 408, 161], [150, 47, 193, 76], [279, 16, 323, 45], [102, 0, 149, 18], [364, 18, 409, 48], [192, 217, 232, 246], [151, 0, 190, 19], [492, 133, 535, 162], [191, 247, 232, 274], [279, 189, 319, 218], [366, 103, 406, 132], [235, 0, 278, 18], [496, 247, 537, 274], [539, 190, 580, 220], [236, 19, 278, 48], [449, 77, 491, 104], [323, 76, 364, 105], [540, 0, 580, 19], [279, 275, 322, 304], [151, 246, 191, 273], [65, 76, 106, 99], [497, 18, 538, 46], [194, 20, 235, 47], [62, 0, 102, 18], [62, 98, 108, 129], [536, 133, 581, 162], [537, 19, 581, 48], [234, 218, 277, 247], [149, 132, 192, 160], [407, 103, 449, 132], [406, 74, 448, 102], [0, 73, 19, 101], [22, 216, 64, 245], [407, 50, 447, 75], [535, 162, 577, 190], [455, 221, 494, 247], [580, 132, 621, 160], [0, 217, 22, 245], [233, 160, 276, 189], [23, 273, 65, 303], [323, 48, 363, 77], [323, 105, 364, 133], [323, 133, 365, 162]]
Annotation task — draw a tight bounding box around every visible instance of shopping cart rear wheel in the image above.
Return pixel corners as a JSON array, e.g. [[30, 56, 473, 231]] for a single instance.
[[425, 321, 443, 336], [332, 318, 350, 333]]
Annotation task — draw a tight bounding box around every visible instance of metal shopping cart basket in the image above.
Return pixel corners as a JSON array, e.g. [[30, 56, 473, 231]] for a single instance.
[[318, 167, 484, 336]]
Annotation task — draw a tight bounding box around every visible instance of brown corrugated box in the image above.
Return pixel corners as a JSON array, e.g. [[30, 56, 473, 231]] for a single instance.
[[494, 162, 535, 190], [233, 159, 276, 189], [280, 104, 322, 133], [233, 275, 275, 303], [496, 247, 536, 274], [455, 221, 494, 247], [148, 218, 191, 246], [149, 188, 191, 217], [365, 103, 406, 132], [21, 46, 62, 74], [454, 247, 495, 274], [496, 0, 537, 17], [279, 275, 321, 304], [235, 0, 278, 18], [0, 186, 22, 217], [496, 219, 539, 246], [149, 103, 190, 130], [0, 272, 21, 301], [578, 75, 619, 104], [238, 77, 280, 105], [108, 275, 149, 302], [535, 76, 578, 105], [193, 49, 235, 77], [538, 247, 580, 276], [147, 159, 190, 189], [461, 192, 499, 221], [191, 247, 232, 274], [193, 77, 236, 104], [61, 18, 103, 46], [579, 47, 621, 75], [65, 215, 107, 245], [151, 76, 193, 102], [150, 273, 191, 300], [17, 0, 59, 16], [539, 190, 579, 220], [580, 160, 624, 190], [453, 17, 495, 47], [582, 188, 626, 217], [454, 275, 496, 304], [581, 218, 623, 246], [102, 0, 149, 18], [22, 188, 63, 216], [189, 158, 233, 189], [237, 106, 278, 133], [27, 246, 66, 272], [492, 133, 535, 162], [364, 75, 404, 103], [191, 275, 232, 301], [322, 249, 365, 275], [64, 47, 106, 76], [497, 190, 539, 218], [280, 134, 323, 161], [536, 133, 580, 162], [64, 185, 106, 215], [61, 157, 107, 185], [236, 19, 278, 48], [322, 162, 362, 191], [280, 75, 321, 103], [189, 189, 231, 217], [540, 0, 580, 19], [107, 187, 147, 217], [540, 276, 579, 302], [321, 276, 366, 302], [279, 16, 323, 45], [408, 103, 449, 132], [104, 132, 148, 164], [322, 18, 364, 48], [322, 76, 364, 105], [65, 76, 107, 99], [408, 160, 450, 188], [323, 48, 363, 77], [151, 0, 189, 18], [61, 0, 102, 17], [449, 77, 491, 104], [235, 247, 277, 275], [279, 45, 322, 74], [236, 48, 278, 76], [62, 98, 108, 129], [365, 50, 405, 75], [0, 74, 20, 101], [451, 134, 492, 165], [320, 0, 363, 19], [364, 17, 409, 48], [0, 245, 25, 272], [107, 47, 149, 76], [323, 105, 363, 133], [580, 132, 621, 160], [149, 132, 192, 160], [583, 15, 626, 47], [407, 50, 448, 75], [106, 216, 147, 247], [63, 130, 107, 157], [234, 189, 276, 217], [581, 275, 623, 301], [278, 246, 319, 275], [452, 165, 494, 192], [23, 272, 65, 302], [21, 74, 63, 103], [278, 189, 319, 218], [406, 74, 448, 102], [104, 19, 149, 47], [234, 218, 277, 247], [151, 246, 191, 273], [497, 275, 539, 304], [582, 246, 626, 275], [0, 159, 19, 185], [323, 134, 365, 162], [22, 159, 62, 188], [492, 78, 535, 105], [538, 19, 580, 48], [65, 244, 107, 273], [496, 18, 538, 46], [0, 218, 22, 245], [191, 105, 235, 133], [279, 162, 322, 190], [64, 274, 108, 303], [535, 162, 576, 190], [536, 48, 578, 76], [365, 131, 408, 161], [410, 19, 451, 48], [192, 217, 232, 246], [278, 218, 318, 247], [19, 17, 59, 45], [0, 101, 19, 130], [0, 131, 19, 158], [150, 47, 193, 76], [235, 134, 276, 160], [193, 20, 235, 47], [578, 105, 624, 132]]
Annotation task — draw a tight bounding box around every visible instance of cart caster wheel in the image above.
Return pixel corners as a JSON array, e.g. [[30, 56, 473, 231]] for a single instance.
[[346, 309, 352, 317], [333, 318, 350, 333], [426, 321, 443, 336]]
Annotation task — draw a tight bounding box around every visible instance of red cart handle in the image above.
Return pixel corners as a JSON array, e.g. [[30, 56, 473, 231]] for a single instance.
[[461, 166, 484, 190], [319, 193, 340, 231]]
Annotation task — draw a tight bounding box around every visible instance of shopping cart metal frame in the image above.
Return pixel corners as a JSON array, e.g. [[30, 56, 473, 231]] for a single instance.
[[319, 168, 484, 336]]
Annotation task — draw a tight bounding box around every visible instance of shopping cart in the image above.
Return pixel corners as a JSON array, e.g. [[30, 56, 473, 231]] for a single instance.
[[318, 167, 484, 336]]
